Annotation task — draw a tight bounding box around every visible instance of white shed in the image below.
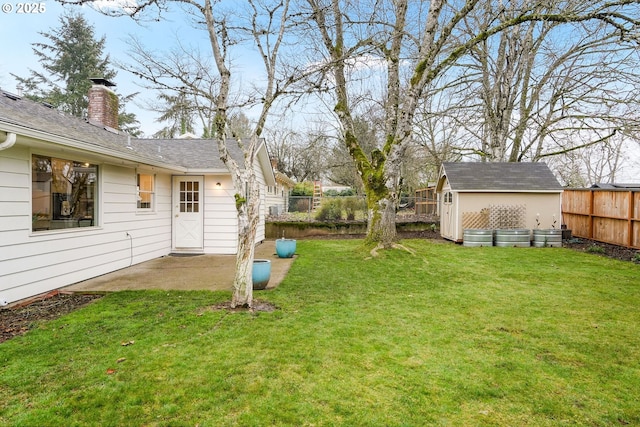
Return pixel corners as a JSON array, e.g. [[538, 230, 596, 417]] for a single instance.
[[436, 162, 563, 242]]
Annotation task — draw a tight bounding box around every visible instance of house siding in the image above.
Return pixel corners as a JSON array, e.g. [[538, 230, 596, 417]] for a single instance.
[[203, 175, 237, 254], [265, 183, 289, 215], [200, 160, 267, 255], [255, 155, 267, 245], [0, 146, 30, 240], [0, 130, 274, 304], [0, 147, 173, 304]]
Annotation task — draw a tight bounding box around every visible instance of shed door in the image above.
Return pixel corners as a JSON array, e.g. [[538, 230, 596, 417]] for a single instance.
[[173, 176, 204, 250], [441, 191, 454, 240]]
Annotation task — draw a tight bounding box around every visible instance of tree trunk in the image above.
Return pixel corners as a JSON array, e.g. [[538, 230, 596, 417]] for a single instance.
[[231, 182, 259, 308], [363, 143, 403, 247], [366, 193, 397, 247]]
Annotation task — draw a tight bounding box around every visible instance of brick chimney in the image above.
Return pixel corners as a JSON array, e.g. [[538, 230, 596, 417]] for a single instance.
[[88, 78, 118, 129]]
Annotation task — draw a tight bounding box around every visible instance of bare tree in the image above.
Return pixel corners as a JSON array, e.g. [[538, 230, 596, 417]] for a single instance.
[[457, 3, 640, 171], [547, 132, 627, 185], [62, 0, 296, 308], [263, 127, 328, 182], [122, 37, 220, 138], [296, 0, 640, 249], [412, 74, 471, 179]]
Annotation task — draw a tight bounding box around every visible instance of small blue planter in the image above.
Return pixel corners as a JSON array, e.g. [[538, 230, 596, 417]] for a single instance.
[[275, 239, 297, 258], [252, 259, 271, 290]]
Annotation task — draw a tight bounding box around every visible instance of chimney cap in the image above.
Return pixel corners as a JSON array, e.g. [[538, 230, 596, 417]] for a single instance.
[[89, 78, 116, 87]]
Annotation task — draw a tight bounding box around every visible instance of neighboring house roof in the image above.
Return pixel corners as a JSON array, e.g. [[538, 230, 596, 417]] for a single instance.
[[591, 183, 640, 190], [275, 171, 296, 188], [0, 90, 272, 183], [438, 162, 563, 192]]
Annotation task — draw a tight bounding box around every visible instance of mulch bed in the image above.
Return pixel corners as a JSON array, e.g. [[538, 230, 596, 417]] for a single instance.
[[1, 235, 637, 344], [1, 292, 103, 344], [209, 299, 279, 313], [562, 238, 640, 262]]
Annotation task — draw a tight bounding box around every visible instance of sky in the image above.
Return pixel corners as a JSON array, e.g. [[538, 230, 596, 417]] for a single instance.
[[1, 0, 638, 182], [0, 0, 262, 135], [2, 1, 150, 133]]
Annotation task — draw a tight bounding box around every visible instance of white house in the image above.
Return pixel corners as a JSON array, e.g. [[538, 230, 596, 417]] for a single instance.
[[0, 80, 275, 305], [437, 162, 564, 242], [265, 158, 296, 216]]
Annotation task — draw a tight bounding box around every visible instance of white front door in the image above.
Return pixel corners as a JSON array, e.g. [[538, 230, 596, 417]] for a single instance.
[[173, 176, 204, 251]]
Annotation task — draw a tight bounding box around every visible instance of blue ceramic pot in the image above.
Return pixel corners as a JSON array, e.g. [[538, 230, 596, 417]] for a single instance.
[[252, 259, 271, 290], [275, 239, 297, 258]]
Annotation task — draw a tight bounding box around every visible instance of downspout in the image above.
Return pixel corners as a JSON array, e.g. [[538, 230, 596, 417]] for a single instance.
[[0, 132, 16, 150]]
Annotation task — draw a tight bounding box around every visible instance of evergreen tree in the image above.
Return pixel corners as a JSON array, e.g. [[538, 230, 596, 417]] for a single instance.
[[151, 92, 196, 138], [13, 11, 139, 134]]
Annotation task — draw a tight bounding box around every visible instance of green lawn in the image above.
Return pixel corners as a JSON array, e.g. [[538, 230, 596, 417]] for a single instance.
[[1, 239, 639, 426]]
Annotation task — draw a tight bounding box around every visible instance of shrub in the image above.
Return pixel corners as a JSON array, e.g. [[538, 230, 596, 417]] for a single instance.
[[290, 197, 311, 213], [587, 245, 606, 254], [343, 196, 366, 220], [315, 198, 343, 221], [291, 182, 314, 196]]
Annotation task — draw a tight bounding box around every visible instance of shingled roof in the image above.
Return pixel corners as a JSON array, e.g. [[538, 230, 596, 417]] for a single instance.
[[591, 183, 640, 190], [440, 162, 563, 192], [0, 90, 245, 170]]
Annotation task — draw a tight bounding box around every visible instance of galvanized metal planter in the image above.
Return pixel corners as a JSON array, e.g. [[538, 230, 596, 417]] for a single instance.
[[463, 229, 494, 247], [494, 229, 531, 247], [532, 229, 562, 248]]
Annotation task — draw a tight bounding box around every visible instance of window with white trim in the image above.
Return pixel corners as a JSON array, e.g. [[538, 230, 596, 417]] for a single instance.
[[31, 154, 97, 231], [137, 173, 155, 210]]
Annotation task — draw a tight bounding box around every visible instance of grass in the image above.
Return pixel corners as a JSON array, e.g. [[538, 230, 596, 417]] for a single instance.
[[1, 239, 639, 426]]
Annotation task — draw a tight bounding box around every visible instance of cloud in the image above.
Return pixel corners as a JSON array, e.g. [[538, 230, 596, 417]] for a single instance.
[[89, 0, 139, 15]]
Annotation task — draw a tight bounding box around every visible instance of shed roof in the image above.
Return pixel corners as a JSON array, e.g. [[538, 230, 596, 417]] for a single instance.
[[440, 162, 563, 192]]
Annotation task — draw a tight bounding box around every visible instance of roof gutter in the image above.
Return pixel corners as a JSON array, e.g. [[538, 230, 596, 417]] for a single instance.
[[0, 132, 16, 150], [0, 122, 187, 172]]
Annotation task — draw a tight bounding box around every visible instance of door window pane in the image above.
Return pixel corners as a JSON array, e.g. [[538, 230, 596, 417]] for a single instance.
[[179, 180, 199, 213]]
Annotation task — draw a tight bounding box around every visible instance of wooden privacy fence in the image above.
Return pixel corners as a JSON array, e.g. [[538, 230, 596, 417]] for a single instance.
[[562, 189, 640, 249]]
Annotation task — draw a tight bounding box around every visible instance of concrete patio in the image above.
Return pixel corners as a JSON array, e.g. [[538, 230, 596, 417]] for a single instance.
[[65, 240, 295, 293]]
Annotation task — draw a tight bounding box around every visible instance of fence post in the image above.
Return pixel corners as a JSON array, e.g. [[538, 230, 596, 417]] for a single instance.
[[628, 190, 634, 248], [588, 190, 594, 240]]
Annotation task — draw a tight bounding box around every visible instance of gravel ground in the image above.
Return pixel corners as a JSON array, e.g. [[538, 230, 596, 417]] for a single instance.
[[2, 234, 637, 344]]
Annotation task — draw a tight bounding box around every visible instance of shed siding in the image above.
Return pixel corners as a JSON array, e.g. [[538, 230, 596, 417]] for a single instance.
[[449, 192, 561, 242], [0, 147, 172, 304]]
